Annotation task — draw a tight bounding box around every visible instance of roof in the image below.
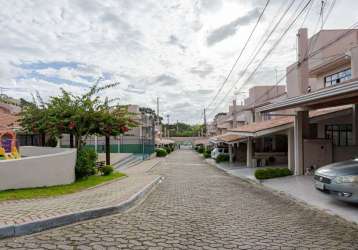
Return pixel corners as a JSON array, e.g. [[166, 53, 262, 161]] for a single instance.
[[209, 133, 242, 144], [0, 111, 19, 130], [155, 138, 175, 145], [229, 105, 351, 136], [256, 79, 358, 113], [193, 138, 209, 145]]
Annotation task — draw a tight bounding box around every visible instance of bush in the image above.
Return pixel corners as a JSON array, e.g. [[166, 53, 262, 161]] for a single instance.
[[254, 168, 292, 180], [203, 151, 211, 158], [100, 165, 114, 176], [155, 148, 167, 157], [215, 154, 229, 163], [75, 147, 97, 180], [197, 147, 204, 154]]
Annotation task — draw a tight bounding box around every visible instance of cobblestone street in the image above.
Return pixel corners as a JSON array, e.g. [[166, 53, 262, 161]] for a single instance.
[[1, 149, 358, 249]]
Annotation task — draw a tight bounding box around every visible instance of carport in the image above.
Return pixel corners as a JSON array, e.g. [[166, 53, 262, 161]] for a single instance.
[[257, 79, 358, 175]]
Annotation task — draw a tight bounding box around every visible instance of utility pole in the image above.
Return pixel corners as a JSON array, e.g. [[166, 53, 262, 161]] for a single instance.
[[176, 120, 179, 133], [156, 97, 160, 125], [203, 108, 207, 137], [166, 114, 170, 138]]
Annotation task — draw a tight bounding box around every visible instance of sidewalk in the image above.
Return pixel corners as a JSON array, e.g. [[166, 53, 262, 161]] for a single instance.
[[0, 158, 162, 238], [206, 158, 358, 224]]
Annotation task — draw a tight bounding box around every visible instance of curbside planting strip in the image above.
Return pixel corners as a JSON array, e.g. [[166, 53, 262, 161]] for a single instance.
[[0, 176, 163, 239]]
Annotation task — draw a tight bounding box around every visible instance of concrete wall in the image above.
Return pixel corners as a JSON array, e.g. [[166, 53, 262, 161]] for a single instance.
[[303, 139, 333, 171], [333, 145, 358, 162], [0, 146, 76, 191]]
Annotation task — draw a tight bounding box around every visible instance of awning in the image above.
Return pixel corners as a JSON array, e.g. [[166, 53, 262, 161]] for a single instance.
[[193, 138, 209, 146], [256, 79, 358, 113], [155, 138, 175, 145], [229, 105, 351, 137], [209, 133, 243, 144]]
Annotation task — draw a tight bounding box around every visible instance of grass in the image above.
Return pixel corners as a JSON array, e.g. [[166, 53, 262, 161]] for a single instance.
[[0, 172, 126, 201]]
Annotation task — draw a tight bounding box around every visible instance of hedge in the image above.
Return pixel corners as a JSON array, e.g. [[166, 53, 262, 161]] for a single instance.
[[215, 154, 229, 163], [254, 168, 292, 180], [155, 148, 167, 157]]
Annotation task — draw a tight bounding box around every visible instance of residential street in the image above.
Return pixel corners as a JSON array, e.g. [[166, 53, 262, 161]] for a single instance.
[[1, 150, 358, 249]]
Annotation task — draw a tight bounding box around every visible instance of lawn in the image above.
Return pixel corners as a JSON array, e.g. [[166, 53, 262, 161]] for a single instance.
[[0, 172, 126, 201]]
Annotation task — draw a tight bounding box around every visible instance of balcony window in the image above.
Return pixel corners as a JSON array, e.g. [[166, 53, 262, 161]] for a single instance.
[[325, 124, 352, 146], [324, 68, 351, 87]]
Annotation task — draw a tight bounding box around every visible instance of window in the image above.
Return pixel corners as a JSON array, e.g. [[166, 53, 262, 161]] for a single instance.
[[324, 68, 351, 87], [325, 124, 352, 146]]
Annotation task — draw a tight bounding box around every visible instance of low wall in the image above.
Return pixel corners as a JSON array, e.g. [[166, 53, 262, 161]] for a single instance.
[[0, 146, 76, 191], [333, 145, 358, 162]]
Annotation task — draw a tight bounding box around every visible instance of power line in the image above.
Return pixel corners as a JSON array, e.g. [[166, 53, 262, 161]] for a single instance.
[[205, 0, 271, 111], [246, 0, 338, 107], [208, 0, 307, 119]]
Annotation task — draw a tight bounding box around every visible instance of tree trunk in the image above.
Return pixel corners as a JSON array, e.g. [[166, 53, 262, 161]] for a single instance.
[[70, 133, 74, 148], [105, 135, 110, 166]]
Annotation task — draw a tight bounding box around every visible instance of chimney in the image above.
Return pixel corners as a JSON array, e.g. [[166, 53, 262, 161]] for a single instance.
[[297, 28, 309, 94], [233, 99, 238, 128]]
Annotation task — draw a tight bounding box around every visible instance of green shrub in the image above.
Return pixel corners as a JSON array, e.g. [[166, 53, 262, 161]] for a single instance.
[[100, 165, 114, 176], [254, 168, 292, 180], [197, 147, 204, 154], [155, 148, 167, 157], [75, 147, 97, 180], [203, 151, 211, 158], [215, 154, 229, 163]]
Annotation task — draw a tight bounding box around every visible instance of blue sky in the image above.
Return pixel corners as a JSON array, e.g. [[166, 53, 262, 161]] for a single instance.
[[0, 0, 357, 123]]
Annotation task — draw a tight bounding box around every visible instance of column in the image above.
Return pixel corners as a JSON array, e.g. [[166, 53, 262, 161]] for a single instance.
[[287, 128, 295, 172], [229, 144, 233, 163], [247, 137, 253, 168], [352, 104, 358, 145], [294, 110, 309, 175]]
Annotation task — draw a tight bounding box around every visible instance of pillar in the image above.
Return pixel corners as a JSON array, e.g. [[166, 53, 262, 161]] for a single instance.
[[287, 128, 295, 172], [294, 110, 309, 175], [229, 144, 233, 163], [247, 137, 253, 168], [352, 104, 358, 145]]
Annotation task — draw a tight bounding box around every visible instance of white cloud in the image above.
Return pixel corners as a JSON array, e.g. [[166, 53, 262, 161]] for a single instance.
[[0, 0, 357, 123]]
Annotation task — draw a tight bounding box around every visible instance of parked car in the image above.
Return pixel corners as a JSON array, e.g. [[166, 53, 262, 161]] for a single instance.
[[211, 147, 229, 159], [314, 160, 358, 203]]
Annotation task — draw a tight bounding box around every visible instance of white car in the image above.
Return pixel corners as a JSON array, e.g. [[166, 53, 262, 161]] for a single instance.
[[211, 148, 229, 159]]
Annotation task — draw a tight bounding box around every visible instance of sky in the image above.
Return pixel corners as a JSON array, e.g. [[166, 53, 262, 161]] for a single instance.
[[0, 0, 357, 124]]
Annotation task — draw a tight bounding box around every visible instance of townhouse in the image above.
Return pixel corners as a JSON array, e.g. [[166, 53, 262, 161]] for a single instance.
[[210, 28, 358, 175]]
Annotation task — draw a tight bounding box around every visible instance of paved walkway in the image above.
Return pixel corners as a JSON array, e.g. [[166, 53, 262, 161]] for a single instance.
[[1, 150, 358, 249], [0, 159, 160, 227]]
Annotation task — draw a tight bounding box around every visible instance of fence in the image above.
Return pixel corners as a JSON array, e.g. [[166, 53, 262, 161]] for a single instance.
[[61, 135, 155, 155]]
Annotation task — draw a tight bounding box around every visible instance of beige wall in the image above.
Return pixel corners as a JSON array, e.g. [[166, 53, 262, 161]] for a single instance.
[[303, 139, 333, 171], [287, 29, 358, 98], [333, 145, 358, 162], [0, 146, 76, 191], [309, 30, 358, 69]]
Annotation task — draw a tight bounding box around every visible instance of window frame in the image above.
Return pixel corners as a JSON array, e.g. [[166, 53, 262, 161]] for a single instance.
[[324, 68, 352, 87]]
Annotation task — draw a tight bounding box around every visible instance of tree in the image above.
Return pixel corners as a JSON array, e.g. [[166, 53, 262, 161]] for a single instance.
[[19, 95, 51, 146], [96, 103, 137, 165]]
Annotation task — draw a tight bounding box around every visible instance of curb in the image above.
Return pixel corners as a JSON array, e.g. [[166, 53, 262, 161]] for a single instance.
[[0, 176, 163, 239]]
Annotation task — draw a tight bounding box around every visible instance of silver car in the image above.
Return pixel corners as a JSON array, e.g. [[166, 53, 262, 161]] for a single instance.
[[314, 160, 358, 203]]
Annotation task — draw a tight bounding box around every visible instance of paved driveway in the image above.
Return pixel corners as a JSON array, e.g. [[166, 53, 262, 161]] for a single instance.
[[1, 150, 358, 249]]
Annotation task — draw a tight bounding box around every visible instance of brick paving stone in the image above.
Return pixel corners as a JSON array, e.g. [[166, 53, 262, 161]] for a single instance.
[[0, 159, 160, 226], [0, 150, 358, 249]]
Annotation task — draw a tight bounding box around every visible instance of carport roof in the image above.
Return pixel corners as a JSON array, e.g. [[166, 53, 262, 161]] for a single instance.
[[228, 105, 351, 137], [209, 133, 243, 144], [256, 79, 358, 112]]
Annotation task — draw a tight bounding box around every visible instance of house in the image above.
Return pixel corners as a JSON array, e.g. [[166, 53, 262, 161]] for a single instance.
[[209, 28, 358, 173], [251, 28, 358, 175], [209, 85, 288, 166]]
